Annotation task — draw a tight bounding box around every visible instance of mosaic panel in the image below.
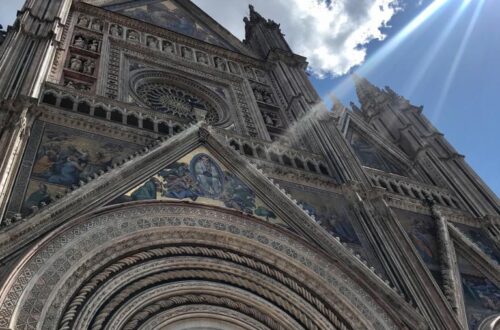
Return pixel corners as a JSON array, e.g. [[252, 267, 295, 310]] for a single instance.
[[394, 209, 443, 286], [460, 274, 500, 329], [109, 0, 231, 49], [455, 223, 500, 264], [8, 122, 141, 216], [112, 147, 286, 227], [347, 129, 405, 176]]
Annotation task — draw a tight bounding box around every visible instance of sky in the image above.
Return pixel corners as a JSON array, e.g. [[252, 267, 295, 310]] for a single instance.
[[1, 0, 498, 197]]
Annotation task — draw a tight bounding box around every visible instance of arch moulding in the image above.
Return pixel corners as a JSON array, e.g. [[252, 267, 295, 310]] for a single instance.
[[0, 201, 417, 330]]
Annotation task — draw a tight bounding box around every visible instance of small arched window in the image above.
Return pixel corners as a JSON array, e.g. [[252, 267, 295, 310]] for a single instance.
[[42, 92, 57, 105], [127, 114, 139, 127], [77, 101, 91, 115], [158, 122, 170, 135], [142, 118, 154, 131], [94, 106, 107, 119], [243, 144, 254, 156], [110, 110, 123, 123], [60, 97, 74, 110]]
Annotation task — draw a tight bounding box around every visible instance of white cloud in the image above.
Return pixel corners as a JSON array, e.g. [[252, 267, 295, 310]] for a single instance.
[[193, 0, 400, 78]]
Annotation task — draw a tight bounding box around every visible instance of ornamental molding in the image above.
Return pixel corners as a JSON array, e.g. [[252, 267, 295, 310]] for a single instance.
[[0, 202, 415, 330], [74, 2, 264, 67]]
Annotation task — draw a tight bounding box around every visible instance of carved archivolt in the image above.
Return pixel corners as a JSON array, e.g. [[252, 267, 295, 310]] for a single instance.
[[0, 202, 399, 330]]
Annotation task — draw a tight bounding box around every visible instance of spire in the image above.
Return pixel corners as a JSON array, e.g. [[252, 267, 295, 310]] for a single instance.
[[243, 5, 291, 56], [329, 93, 347, 118], [352, 74, 383, 107]]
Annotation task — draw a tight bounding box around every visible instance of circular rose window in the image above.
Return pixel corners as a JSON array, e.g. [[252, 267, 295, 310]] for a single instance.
[[135, 82, 220, 124]]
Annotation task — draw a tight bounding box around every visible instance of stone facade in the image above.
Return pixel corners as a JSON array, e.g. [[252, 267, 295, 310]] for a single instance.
[[0, 1, 498, 329]]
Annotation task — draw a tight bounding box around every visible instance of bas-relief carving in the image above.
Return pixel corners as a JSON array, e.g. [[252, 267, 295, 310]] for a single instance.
[[109, 0, 232, 49], [112, 147, 285, 227], [10, 122, 141, 216]]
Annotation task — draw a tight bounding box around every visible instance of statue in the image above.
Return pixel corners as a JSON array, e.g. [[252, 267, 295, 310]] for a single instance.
[[214, 57, 227, 71], [83, 60, 95, 75], [109, 25, 122, 37], [70, 56, 83, 72], [77, 15, 89, 27], [181, 47, 193, 60], [196, 52, 209, 65], [127, 30, 139, 42], [147, 37, 158, 49], [255, 70, 267, 83], [264, 113, 274, 126], [162, 41, 174, 53], [88, 39, 99, 52], [74, 36, 86, 49], [65, 81, 75, 89], [91, 19, 102, 31]]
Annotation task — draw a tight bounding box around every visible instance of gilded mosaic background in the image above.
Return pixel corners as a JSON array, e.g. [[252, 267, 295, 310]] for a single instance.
[[112, 147, 286, 227]]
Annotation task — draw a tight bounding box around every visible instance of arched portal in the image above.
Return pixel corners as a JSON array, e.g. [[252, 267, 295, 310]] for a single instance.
[[0, 202, 399, 330]]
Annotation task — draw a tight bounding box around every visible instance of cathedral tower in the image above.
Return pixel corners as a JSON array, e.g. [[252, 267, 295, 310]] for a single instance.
[[0, 1, 498, 329]]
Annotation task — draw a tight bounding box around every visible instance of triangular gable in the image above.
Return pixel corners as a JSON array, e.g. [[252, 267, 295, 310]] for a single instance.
[[110, 146, 288, 229], [454, 223, 500, 264], [456, 252, 500, 329], [105, 0, 235, 50], [343, 112, 412, 177], [393, 209, 445, 289], [347, 128, 407, 176]]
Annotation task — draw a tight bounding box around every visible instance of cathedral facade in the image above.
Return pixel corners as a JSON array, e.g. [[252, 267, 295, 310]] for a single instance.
[[0, 1, 498, 329]]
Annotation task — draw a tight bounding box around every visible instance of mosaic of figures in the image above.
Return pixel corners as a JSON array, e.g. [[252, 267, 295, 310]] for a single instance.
[[348, 130, 405, 176], [112, 148, 286, 227], [460, 274, 500, 329], [20, 123, 141, 216], [74, 13, 269, 84], [278, 183, 362, 246], [395, 209, 443, 285], [109, 0, 230, 48], [455, 223, 500, 264]]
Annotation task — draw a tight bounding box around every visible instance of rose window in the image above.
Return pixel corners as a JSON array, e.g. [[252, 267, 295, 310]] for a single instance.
[[136, 83, 219, 124]]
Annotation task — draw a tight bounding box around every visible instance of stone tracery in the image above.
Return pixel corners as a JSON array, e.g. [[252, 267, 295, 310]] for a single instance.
[[130, 72, 229, 126]]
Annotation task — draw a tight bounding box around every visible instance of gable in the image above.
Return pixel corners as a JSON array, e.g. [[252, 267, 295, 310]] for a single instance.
[[110, 146, 289, 229], [347, 129, 406, 176], [454, 223, 500, 264], [393, 209, 444, 289], [106, 0, 234, 50], [457, 253, 500, 329]]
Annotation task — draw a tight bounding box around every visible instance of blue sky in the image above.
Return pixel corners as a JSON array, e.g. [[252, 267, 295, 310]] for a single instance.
[[1, 0, 498, 196], [311, 0, 500, 196]]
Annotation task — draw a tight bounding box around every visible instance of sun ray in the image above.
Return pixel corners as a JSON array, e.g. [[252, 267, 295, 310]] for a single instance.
[[432, 0, 486, 123], [404, 0, 472, 97]]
